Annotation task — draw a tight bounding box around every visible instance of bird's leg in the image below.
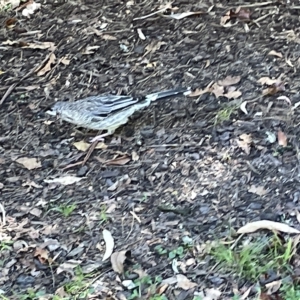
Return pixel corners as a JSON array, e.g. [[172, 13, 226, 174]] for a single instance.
[[90, 130, 115, 143]]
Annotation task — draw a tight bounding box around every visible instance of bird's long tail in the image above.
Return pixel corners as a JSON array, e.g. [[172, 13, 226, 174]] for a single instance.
[[146, 87, 191, 101]]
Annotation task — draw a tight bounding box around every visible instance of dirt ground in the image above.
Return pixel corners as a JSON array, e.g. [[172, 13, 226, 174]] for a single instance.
[[1, 0, 300, 299]]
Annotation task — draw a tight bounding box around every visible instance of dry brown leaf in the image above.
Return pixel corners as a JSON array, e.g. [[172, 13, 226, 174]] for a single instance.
[[224, 90, 242, 99], [60, 57, 70, 65], [16, 157, 41, 170], [268, 50, 283, 58], [257, 77, 281, 86], [73, 140, 107, 152], [37, 53, 56, 76], [278, 129, 287, 147], [248, 185, 268, 196], [237, 220, 300, 234], [106, 155, 131, 166], [236, 133, 252, 154], [262, 82, 285, 96], [34, 247, 49, 263], [5, 17, 17, 27], [176, 274, 197, 290], [111, 250, 128, 274], [132, 151, 139, 161], [102, 229, 114, 261], [211, 83, 224, 98], [188, 87, 209, 97], [218, 75, 241, 86]]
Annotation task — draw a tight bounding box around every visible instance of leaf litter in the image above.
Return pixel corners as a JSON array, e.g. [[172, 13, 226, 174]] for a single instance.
[[3, 0, 300, 299]]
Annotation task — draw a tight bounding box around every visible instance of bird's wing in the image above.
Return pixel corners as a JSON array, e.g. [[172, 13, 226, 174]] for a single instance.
[[78, 94, 140, 117]]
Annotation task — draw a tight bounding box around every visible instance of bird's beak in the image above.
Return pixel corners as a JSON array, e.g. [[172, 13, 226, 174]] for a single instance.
[[45, 109, 57, 116]]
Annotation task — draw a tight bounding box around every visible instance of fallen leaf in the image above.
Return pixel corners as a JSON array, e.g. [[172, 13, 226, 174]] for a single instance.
[[278, 129, 287, 147], [248, 185, 268, 196], [22, 1, 41, 17], [224, 90, 242, 99], [37, 53, 56, 76], [57, 260, 82, 274], [236, 133, 252, 155], [44, 175, 85, 185], [16, 157, 41, 170], [5, 17, 17, 27], [73, 140, 107, 151], [237, 220, 300, 234], [266, 279, 282, 295], [277, 95, 291, 105], [137, 28, 146, 40], [102, 229, 114, 261], [240, 101, 248, 114], [34, 247, 49, 264], [60, 57, 70, 65], [268, 50, 283, 58], [176, 274, 197, 290], [132, 151, 139, 161], [111, 250, 129, 274], [257, 77, 281, 86], [262, 82, 285, 95], [200, 288, 222, 300], [30, 208, 42, 217], [211, 83, 224, 98], [218, 75, 241, 86], [106, 155, 131, 166]]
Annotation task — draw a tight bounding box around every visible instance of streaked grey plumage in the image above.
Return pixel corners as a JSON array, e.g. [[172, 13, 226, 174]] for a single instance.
[[46, 87, 191, 141]]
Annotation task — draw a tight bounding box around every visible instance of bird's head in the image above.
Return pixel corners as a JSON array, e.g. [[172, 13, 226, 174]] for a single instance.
[[45, 102, 65, 117]]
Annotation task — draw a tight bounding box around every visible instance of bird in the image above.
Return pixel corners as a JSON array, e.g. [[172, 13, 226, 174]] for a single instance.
[[46, 87, 191, 142]]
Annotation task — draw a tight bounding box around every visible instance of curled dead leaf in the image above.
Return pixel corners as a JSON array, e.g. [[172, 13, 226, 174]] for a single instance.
[[111, 250, 130, 274], [237, 220, 300, 234], [102, 229, 114, 261], [268, 50, 283, 58]]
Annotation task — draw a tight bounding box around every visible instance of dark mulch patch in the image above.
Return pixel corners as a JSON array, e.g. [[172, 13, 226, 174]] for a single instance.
[[1, 0, 300, 299]]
